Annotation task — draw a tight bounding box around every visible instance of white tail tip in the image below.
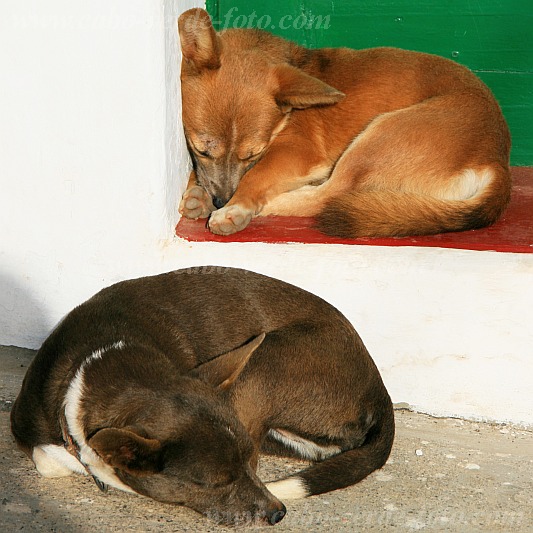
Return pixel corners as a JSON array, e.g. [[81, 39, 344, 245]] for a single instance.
[[266, 477, 309, 500]]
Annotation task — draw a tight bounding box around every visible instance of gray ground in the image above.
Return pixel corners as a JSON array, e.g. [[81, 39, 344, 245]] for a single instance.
[[1, 345, 531, 532]]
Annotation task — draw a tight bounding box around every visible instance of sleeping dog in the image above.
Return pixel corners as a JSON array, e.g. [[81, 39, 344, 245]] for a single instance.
[[11, 267, 394, 525], [178, 8, 511, 238]]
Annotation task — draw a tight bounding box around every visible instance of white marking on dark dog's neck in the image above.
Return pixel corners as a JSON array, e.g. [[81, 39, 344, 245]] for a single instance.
[[63, 340, 134, 493]]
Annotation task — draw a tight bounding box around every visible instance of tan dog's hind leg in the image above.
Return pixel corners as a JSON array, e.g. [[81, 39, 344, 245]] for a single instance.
[[261, 182, 341, 217]]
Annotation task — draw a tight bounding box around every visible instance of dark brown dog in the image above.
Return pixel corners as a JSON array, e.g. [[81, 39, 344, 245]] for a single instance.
[[178, 8, 511, 238], [11, 267, 394, 525]]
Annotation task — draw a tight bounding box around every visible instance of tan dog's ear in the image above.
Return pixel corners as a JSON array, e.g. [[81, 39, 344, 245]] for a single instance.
[[193, 333, 266, 390], [178, 8, 221, 71], [275, 64, 345, 111], [88, 428, 163, 474]]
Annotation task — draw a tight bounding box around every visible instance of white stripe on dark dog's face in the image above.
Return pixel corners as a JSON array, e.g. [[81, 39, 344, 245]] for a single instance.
[[62, 341, 135, 494]]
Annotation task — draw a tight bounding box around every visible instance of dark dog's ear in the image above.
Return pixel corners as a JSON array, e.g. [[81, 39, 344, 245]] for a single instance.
[[275, 64, 345, 112], [193, 333, 266, 390], [178, 8, 221, 72], [88, 428, 162, 474]]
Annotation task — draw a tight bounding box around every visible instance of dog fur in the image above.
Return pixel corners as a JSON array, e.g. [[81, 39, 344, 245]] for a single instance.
[[11, 267, 394, 525], [178, 8, 511, 238]]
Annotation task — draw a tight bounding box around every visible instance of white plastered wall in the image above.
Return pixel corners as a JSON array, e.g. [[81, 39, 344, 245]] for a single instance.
[[0, 1, 532, 426], [0, 0, 199, 344]]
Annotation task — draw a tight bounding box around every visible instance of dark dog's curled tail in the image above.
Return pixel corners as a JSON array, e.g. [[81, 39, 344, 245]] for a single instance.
[[266, 400, 395, 500]]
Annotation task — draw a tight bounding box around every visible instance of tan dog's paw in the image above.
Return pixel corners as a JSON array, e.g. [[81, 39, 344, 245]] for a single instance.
[[209, 205, 253, 235], [179, 186, 215, 219]]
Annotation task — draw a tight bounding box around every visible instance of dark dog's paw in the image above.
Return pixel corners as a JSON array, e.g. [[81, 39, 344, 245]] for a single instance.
[[179, 186, 215, 219], [209, 205, 253, 235]]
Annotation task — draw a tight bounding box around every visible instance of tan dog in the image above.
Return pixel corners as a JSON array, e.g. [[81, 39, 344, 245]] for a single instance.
[[177, 8, 511, 238]]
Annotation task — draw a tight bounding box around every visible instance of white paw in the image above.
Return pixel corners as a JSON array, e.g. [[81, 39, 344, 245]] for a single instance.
[[179, 186, 215, 219], [208, 205, 253, 235], [32, 444, 86, 477]]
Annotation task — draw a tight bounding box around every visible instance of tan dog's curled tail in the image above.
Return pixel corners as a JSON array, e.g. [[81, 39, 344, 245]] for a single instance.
[[316, 165, 512, 238]]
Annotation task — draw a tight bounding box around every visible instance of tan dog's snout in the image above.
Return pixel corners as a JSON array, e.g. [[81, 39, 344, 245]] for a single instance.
[[212, 196, 226, 209], [194, 159, 248, 209]]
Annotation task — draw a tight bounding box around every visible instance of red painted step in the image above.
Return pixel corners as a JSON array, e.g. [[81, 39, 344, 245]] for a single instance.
[[176, 167, 533, 253]]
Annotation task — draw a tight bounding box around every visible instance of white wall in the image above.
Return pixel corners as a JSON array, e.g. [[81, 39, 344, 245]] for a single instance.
[[0, 0, 200, 346], [1, 1, 532, 426]]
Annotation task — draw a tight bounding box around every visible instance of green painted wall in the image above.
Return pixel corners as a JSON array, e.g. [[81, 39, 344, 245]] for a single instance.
[[206, 0, 533, 165]]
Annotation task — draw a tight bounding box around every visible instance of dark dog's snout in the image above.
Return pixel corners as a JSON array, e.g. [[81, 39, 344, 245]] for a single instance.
[[212, 196, 227, 209], [266, 503, 287, 525]]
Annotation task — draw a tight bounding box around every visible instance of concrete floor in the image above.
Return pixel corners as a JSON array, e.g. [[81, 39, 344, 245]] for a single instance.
[[1, 345, 532, 532]]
